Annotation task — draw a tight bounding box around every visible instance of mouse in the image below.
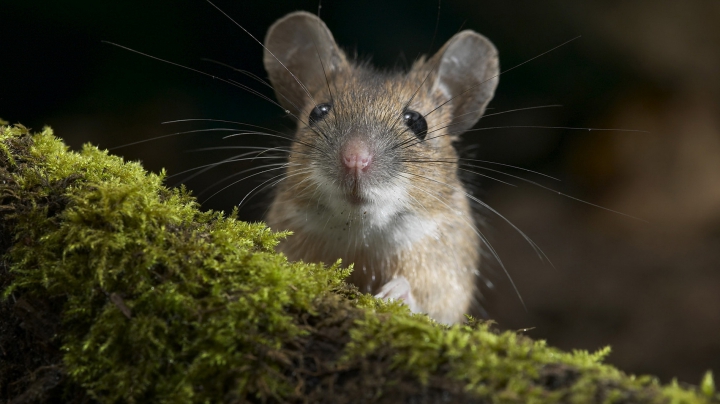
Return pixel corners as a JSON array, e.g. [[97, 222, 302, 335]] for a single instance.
[[262, 11, 499, 324]]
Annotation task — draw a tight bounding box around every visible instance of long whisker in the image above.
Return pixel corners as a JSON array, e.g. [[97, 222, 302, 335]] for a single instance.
[[401, 175, 526, 310], [402, 171, 551, 266], [196, 163, 298, 197], [102, 41, 326, 146], [458, 161, 643, 219], [404, 189, 465, 286], [423, 36, 583, 120], [392, 24, 471, 135], [425, 104, 563, 133], [185, 145, 306, 160], [168, 154, 286, 180], [172, 152, 280, 186], [163, 119, 325, 150], [220, 131, 329, 156], [200, 59, 306, 115], [406, 157, 560, 181], [162, 118, 289, 137], [204, 0, 317, 108], [235, 168, 314, 208], [400, 160, 518, 187], [458, 157, 560, 180], [107, 125, 288, 151], [454, 125, 650, 136], [255, 170, 322, 215], [106, 127, 233, 150], [185, 146, 290, 154], [391, 104, 565, 151], [204, 165, 307, 204], [401, 124, 650, 151], [100, 40, 302, 119]]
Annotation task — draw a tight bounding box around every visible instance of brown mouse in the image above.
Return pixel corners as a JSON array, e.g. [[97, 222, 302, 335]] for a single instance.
[[263, 11, 499, 324]]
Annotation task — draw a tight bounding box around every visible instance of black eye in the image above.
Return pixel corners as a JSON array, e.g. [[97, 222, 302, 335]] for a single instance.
[[309, 103, 332, 125], [403, 110, 428, 140]]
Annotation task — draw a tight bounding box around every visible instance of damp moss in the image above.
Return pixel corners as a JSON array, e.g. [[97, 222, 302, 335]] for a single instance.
[[0, 122, 717, 403]]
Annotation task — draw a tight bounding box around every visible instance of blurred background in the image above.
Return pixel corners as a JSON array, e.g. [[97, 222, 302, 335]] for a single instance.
[[2, 0, 719, 385]]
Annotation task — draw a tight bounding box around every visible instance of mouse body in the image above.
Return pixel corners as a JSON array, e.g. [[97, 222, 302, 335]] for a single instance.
[[263, 12, 499, 324]]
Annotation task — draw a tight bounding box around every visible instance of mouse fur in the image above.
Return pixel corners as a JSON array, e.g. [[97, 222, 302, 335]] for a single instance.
[[263, 11, 499, 324]]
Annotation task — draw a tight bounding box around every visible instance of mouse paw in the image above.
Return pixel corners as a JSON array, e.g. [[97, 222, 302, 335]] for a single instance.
[[375, 276, 420, 313]]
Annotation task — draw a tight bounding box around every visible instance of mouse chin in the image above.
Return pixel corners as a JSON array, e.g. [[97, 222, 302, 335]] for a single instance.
[[311, 168, 410, 215], [343, 183, 370, 205], [344, 192, 366, 205]]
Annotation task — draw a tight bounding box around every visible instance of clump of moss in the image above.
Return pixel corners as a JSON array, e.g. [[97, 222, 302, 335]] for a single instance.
[[0, 123, 717, 403]]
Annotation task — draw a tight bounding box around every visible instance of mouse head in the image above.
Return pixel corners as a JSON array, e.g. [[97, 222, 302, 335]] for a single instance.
[[263, 11, 498, 219]]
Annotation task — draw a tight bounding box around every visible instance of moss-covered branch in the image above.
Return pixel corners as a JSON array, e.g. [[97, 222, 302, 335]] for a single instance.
[[0, 123, 716, 403]]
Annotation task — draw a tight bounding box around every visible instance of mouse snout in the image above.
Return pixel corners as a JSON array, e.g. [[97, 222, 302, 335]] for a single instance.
[[341, 138, 373, 174]]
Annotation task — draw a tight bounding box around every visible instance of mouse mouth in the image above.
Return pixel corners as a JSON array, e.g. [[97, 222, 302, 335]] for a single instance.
[[344, 183, 367, 205]]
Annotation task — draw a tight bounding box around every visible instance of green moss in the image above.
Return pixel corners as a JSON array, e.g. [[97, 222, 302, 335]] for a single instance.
[[0, 123, 717, 403]]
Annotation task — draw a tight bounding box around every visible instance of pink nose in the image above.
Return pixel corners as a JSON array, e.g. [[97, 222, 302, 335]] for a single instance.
[[341, 139, 372, 172]]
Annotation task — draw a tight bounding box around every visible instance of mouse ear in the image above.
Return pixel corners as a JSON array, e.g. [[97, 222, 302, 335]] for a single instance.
[[427, 30, 499, 135], [263, 12, 349, 115]]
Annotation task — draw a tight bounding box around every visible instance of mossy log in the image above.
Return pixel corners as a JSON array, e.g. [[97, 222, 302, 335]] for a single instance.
[[0, 122, 716, 403]]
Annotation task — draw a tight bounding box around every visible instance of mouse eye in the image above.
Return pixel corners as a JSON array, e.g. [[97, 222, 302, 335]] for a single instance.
[[403, 110, 428, 140], [309, 103, 332, 125]]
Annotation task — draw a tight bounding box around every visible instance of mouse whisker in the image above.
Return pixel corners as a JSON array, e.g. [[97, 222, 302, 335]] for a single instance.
[[424, 104, 564, 134], [400, 159, 517, 187], [199, 58, 313, 119], [101, 40, 331, 149], [422, 36, 582, 121], [404, 157, 560, 181], [407, 159, 538, 186], [456, 167, 516, 187], [185, 146, 292, 154], [234, 168, 315, 209], [400, 173, 527, 310], [398, 124, 648, 151], [163, 119, 296, 137], [394, 21, 472, 134], [222, 131, 328, 155], [204, 0, 319, 110], [401, 170, 550, 266], [107, 127, 248, 150], [221, 130, 291, 141], [456, 158, 560, 180], [408, 158, 643, 220], [257, 179, 320, 221], [404, 192, 465, 288], [205, 166, 306, 205], [245, 168, 319, 213], [195, 163, 298, 198], [199, 57, 306, 116], [451, 125, 649, 137], [185, 146, 307, 161], [168, 154, 286, 182], [101, 41, 316, 134], [278, 175, 318, 200]]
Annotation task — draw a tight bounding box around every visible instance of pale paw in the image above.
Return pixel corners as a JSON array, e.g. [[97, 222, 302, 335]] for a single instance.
[[374, 276, 421, 313]]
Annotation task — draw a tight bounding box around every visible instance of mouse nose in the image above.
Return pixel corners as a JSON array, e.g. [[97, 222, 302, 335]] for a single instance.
[[341, 138, 372, 173]]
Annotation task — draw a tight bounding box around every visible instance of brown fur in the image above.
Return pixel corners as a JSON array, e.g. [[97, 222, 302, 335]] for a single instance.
[[263, 12, 498, 324]]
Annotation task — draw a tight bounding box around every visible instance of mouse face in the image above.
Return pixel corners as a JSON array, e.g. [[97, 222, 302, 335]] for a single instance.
[[264, 11, 498, 232], [263, 11, 499, 323], [287, 69, 457, 232]]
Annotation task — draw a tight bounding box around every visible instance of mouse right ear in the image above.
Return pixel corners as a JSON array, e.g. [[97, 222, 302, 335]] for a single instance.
[[263, 12, 349, 116], [427, 30, 499, 135]]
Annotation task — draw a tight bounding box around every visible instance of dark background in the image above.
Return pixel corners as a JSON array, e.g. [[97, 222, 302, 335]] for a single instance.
[[3, 0, 719, 385]]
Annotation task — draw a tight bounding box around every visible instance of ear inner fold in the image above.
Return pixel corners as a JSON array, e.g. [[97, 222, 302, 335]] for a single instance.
[[430, 30, 500, 135], [263, 11, 349, 115]]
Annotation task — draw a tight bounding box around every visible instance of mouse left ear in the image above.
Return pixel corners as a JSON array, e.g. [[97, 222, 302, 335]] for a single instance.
[[263, 12, 349, 116], [427, 30, 499, 135]]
